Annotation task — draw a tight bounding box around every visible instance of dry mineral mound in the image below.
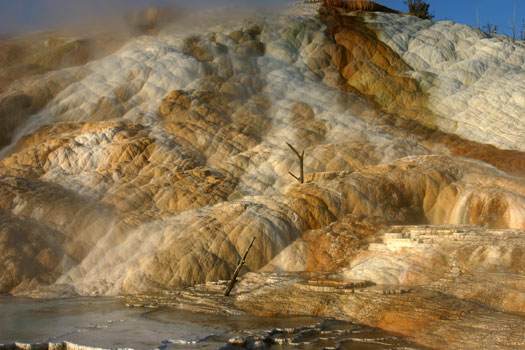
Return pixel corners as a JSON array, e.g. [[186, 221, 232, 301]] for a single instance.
[[0, 2, 524, 348]]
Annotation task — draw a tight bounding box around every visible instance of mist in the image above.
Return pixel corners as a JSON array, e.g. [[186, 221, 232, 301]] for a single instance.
[[0, 0, 293, 36]]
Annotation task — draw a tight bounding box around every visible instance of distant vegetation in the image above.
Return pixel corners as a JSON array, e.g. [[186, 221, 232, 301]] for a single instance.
[[476, 6, 524, 41], [404, 0, 434, 20], [483, 22, 499, 34], [322, 0, 524, 41], [323, 0, 376, 11], [322, 0, 401, 13]]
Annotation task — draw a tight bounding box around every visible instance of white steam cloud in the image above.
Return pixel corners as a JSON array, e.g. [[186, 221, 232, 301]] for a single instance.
[[0, 0, 292, 36]]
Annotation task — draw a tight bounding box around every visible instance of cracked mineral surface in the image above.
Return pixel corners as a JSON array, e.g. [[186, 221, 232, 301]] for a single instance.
[[0, 1, 524, 349]]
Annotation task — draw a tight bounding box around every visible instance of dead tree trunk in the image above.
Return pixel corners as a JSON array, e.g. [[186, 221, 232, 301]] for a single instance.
[[286, 142, 304, 183], [224, 237, 256, 296]]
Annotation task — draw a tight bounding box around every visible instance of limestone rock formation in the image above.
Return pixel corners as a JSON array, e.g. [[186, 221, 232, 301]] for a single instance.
[[229, 270, 525, 350], [0, 2, 524, 349], [366, 11, 525, 151], [344, 225, 525, 313]]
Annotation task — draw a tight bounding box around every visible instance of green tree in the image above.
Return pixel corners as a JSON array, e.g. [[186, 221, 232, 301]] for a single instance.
[[404, 0, 435, 20]]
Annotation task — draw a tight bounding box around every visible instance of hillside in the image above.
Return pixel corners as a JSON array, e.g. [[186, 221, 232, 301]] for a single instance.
[[0, 2, 524, 349]]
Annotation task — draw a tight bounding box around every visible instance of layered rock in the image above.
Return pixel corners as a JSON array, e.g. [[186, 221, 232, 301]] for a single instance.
[[344, 225, 525, 313], [0, 2, 524, 348], [365, 11, 525, 152], [315, 5, 525, 177], [0, 6, 180, 149], [229, 271, 525, 350]]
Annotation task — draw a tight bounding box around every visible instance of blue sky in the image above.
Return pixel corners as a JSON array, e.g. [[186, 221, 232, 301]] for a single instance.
[[380, 0, 523, 35], [0, 0, 523, 37]]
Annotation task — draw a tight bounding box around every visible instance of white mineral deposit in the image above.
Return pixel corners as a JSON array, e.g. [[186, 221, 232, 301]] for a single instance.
[[0, 1, 523, 350]]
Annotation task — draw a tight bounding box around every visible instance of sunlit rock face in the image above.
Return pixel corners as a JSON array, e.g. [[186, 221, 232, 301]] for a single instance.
[[1, 3, 524, 348], [0, 6, 179, 150], [0, 0, 524, 326], [365, 11, 525, 151], [343, 225, 525, 313], [266, 155, 525, 274], [228, 270, 525, 350]]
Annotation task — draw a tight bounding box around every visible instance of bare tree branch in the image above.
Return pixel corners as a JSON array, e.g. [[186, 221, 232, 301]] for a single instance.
[[286, 142, 300, 158], [224, 237, 256, 296], [288, 172, 300, 182], [286, 142, 304, 183]]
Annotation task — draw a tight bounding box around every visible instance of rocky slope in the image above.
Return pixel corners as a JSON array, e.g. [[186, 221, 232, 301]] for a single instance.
[[0, 2, 524, 349]]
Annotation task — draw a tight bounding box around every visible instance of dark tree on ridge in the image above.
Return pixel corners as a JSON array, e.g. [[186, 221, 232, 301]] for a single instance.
[[404, 0, 434, 20]]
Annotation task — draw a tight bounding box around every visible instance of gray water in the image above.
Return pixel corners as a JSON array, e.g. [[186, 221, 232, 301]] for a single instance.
[[0, 296, 428, 350]]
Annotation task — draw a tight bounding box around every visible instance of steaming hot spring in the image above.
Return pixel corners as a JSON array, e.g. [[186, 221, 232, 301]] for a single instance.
[[0, 1, 524, 350]]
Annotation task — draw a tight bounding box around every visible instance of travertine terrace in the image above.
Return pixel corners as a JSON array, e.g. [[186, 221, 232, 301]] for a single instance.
[[0, 1, 524, 349]]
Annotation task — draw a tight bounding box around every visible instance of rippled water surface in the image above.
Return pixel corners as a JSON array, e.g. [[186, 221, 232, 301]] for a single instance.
[[0, 296, 427, 349]]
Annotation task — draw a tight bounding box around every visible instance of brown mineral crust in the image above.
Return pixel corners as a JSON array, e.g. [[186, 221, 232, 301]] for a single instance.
[[0, 120, 237, 218], [183, 36, 217, 62], [380, 111, 525, 177], [0, 92, 36, 149], [1, 111, 523, 292], [0, 6, 177, 93], [443, 134, 525, 178], [0, 2, 523, 314], [0, 210, 71, 293], [303, 215, 388, 272], [0, 176, 116, 273], [265, 155, 524, 282], [468, 193, 509, 228], [0, 6, 181, 149], [323, 0, 403, 14], [159, 89, 272, 165], [287, 162, 436, 225], [232, 273, 525, 350], [318, 6, 525, 177], [0, 33, 123, 94], [0, 65, 89, 150], [339, 224, 525, 313], [289, 102, 327, 144], [134, 198, 305, 289], [318, 6, 431, 121]]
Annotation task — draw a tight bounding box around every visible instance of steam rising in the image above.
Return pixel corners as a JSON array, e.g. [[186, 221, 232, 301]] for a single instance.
[[0, 0, 291, 36], [4, 2, 423, 295], [1, 2, 524, 297]]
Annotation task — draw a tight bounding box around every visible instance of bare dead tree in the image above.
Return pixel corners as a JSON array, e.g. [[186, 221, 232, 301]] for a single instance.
[[505, 7, 517, 41], [286, 142, 304, 184], [483, 22, 498, 34], [224, 237, 256, 296]]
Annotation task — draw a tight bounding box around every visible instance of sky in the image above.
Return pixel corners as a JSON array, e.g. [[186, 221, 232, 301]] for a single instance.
[[0, 0, 523, 37], [380, 0, 523, 35]]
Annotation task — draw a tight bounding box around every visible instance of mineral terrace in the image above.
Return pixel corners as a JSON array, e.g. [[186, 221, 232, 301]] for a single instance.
[[0, 1, 524, 349]]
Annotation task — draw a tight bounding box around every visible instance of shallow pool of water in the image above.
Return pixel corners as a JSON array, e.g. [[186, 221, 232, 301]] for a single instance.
[[0, 295, 426, 350]]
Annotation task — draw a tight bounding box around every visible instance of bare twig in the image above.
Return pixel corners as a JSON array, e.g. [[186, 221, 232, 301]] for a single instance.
[[224, 237, 256, 296], [483, 22, 498, 34], [286, 142, 304, 184], [506, 7, 517, 41]]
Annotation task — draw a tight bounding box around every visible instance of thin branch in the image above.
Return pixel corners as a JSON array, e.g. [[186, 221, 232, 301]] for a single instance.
[[286, 142, 301, 158], [286, 142, 305, 183], [288, 172, 300, 182], [224, 237, 256, 296]]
